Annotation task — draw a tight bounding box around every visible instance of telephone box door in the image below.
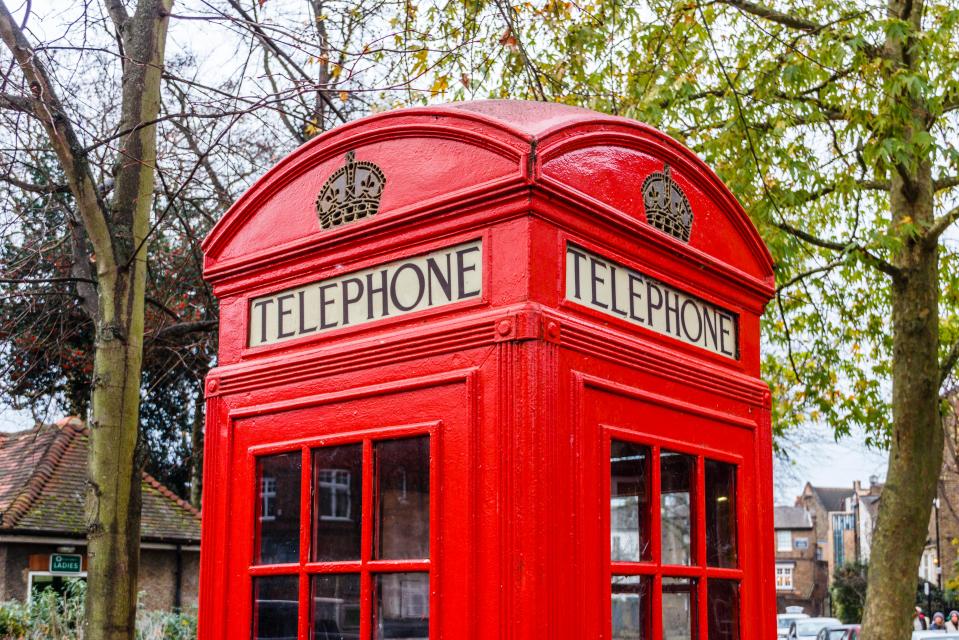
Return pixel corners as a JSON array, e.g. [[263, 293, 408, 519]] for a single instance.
[[218, 376, 474, 640], [579, 377, 762, 640]]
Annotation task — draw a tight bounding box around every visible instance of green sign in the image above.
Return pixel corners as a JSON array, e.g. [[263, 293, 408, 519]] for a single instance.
[[49, 553, 82, 574]]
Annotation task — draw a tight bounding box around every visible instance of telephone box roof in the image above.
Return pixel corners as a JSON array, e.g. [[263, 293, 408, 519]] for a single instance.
[[203, 100, 774, 295]]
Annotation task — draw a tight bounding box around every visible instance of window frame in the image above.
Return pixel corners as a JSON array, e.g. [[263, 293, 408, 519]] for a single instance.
[[247, 421, 438, 640], [317, 468, 353, 522], [603, 425, 745, 640], [260, 475, 278, 522], [776, 530, 792, 552], [27, 571, 88, 605], [775, 564, 794, 591]]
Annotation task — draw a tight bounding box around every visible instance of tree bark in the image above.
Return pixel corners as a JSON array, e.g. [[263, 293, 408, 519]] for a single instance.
[[861, 2, 940, 636], [84, 1, 172, 637]]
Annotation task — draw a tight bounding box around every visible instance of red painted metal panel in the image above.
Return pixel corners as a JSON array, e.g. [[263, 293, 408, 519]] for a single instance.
[[201, 100, 776, 640]]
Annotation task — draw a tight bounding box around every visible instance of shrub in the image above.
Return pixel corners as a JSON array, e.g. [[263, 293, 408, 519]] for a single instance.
[[832, 562, 868, 624], [0, 600, 29, 638], [136, 609, 197, 640], [0, 581, 195, 640]]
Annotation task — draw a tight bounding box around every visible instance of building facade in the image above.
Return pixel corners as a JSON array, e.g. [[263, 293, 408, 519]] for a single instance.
[[0, 418, 201, 609], [773, 506, 829, 616]]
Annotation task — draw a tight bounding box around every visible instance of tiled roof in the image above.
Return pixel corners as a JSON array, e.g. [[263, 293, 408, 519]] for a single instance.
[[0, 418, 200, 542], [774, 505, 813, 529], [810, 485, 855, 512]]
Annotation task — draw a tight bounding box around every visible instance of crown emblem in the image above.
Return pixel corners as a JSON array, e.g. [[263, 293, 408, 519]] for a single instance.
[[642, 164, 693, 242], [315, 151, 386, 230]]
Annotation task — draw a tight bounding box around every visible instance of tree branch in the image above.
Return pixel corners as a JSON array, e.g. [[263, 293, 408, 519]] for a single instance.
[[776, 256, 847, 292], [0, 0, 115, 271], [150, 319, 217, 341], [0, 91, 36, 114], [926, 203, 959, 243], [934, 175, 959, 193], [941, 340, 959, 388], [714, 0, 823, 32], [224, 0, 346, 123], [104, 0, 129, 32], [775, 221, 900, 277], [0, 173, 70, 194]]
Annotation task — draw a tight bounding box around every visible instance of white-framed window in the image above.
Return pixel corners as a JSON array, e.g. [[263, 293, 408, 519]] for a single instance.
[[260, 475, 277, 522], [318, 468, 352, 521], [775, 564, 794, 591], [776, 530, 792, 552], [27, 571, 88, 604]]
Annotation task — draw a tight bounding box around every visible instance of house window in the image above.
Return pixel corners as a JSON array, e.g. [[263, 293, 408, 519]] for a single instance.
[[609, 439, 741, 640], [776, 530, 792, 552], [260, 476, 277, 522], [775, 564, 794, 591], [28, 572, 87, 602], [317, 469, 352, 521], [253, 434, 431, 640]]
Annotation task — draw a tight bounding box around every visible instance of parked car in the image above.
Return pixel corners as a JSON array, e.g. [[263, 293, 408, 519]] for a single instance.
[[787, 618, 842, 640], [816, 625, 860, 640], [778, 612, 810, 638]]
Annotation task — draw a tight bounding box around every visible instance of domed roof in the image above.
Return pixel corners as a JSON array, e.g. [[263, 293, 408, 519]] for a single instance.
[[203, 100, 773, 291]]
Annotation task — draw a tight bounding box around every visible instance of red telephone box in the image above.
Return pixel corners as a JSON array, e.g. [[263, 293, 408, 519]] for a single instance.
[[199, 100, 776, 640]]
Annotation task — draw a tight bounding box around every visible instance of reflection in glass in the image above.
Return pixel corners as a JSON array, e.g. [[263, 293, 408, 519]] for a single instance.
[[611, 441, 651, 562], [373, 573, 429, 640], [612, 575, 651, 640], [312, 574, 361, 640], [376, 437, 430, 560], [662, 577, 697, 640], [256, 453, 301, 564], [661, 452, 694, 566], [705, 460, 737, 568], [707, 580, 740, 640], [313, 444, 363, 562], [253, 575, 299, 640]]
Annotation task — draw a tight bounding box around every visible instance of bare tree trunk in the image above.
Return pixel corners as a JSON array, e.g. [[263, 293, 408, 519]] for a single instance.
[[85, 3, 171, 638], [861, 2, 940, 635]]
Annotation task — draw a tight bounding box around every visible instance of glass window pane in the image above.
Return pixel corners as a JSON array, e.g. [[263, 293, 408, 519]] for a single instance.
[[661, 451, 694, 566], [253, 575, 299, 640], [313, 444, 363, 562], [312, 574, 361, 640], [256, 453, 301, 565], [611, 441, 651, 562], [663, 577, 697, 640], [612, 575, 651, 640], [373, 573, 429, 640], [707, 579, 740, 640], [376, 437, 430, 560], [705, 460, 737, 568]]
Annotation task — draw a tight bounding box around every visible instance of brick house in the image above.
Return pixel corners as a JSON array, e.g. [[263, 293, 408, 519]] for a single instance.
[[797, 483, 857, 581], [0, 418, 200, 610], [774, 505, 829, 615]]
